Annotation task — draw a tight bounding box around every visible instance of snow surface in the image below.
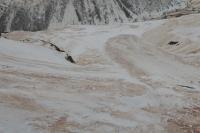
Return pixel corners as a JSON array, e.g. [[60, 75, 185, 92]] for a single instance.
[[0, 14, 200, 133]]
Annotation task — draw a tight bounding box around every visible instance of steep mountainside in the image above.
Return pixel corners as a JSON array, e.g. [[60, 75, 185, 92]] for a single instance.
[[0, 0, 187, 32]]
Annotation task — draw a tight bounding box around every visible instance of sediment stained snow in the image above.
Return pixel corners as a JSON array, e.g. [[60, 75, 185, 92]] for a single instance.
[[0, 14, 200, 133]]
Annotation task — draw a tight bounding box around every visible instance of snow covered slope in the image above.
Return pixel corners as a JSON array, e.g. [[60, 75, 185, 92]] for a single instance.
[[0, 0, 188, 32], [0, 14, 200, 133]]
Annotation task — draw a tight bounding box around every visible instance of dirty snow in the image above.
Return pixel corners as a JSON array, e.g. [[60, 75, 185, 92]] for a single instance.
[[0, 14, 200, 133]]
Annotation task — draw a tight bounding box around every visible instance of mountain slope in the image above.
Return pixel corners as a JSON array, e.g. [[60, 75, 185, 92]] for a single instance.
[[0, 0, 187, 32]]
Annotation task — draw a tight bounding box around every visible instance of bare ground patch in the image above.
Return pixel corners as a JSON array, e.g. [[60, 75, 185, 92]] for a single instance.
[[166, 105, 200, 133]]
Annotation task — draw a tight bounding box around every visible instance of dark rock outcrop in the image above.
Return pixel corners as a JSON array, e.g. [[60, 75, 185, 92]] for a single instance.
[[65, 54, 76, 64]]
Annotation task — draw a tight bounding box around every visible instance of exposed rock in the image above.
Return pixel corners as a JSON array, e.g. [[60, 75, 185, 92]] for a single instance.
[[177, 85, 196, 89], [168, 41, 179, 45], [65, 54, 76, 64], [40, 40, 65, 53]]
